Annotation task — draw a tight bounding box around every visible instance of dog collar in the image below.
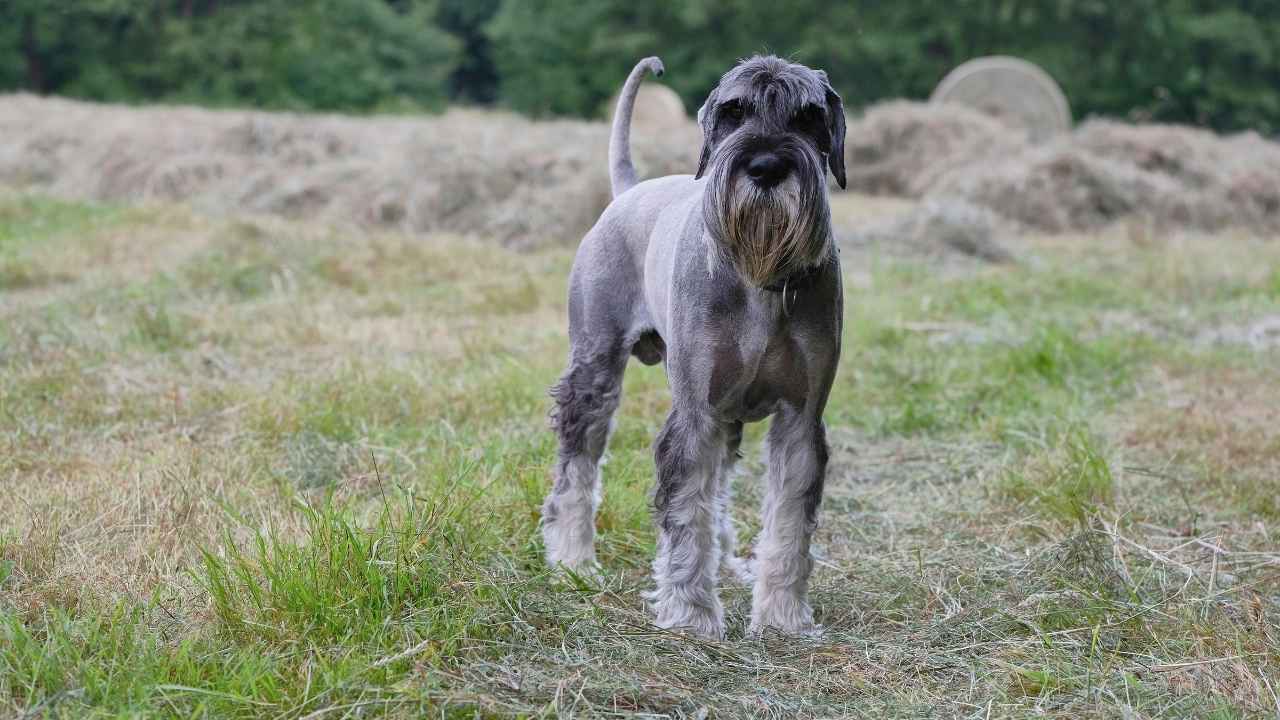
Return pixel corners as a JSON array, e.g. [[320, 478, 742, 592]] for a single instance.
[[761, 261, 824, 293]]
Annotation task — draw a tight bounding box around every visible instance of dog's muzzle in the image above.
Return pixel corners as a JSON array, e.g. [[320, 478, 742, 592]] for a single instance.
[[703, 132, 831, 289], [745, 152, 792, 189]]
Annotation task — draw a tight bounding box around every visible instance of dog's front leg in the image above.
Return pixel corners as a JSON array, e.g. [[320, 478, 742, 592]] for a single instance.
[[649, 410, 726, 639], [750, 409, 829, 636]]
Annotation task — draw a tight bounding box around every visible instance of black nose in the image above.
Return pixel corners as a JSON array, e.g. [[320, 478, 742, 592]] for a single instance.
[[745, 153, 790, 188]]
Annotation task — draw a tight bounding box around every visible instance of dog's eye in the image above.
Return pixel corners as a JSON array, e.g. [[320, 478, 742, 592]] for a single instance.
[[720, 101, 745, 124], [791, 104, 825, 131]]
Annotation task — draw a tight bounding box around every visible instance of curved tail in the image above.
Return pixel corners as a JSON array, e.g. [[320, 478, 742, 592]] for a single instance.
[[609, 56, 665, 198]]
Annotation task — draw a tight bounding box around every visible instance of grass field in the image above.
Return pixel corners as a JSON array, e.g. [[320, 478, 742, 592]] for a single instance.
[[2, 189, 1279, 718]]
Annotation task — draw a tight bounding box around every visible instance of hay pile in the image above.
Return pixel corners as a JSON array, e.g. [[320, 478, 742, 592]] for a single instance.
[[842, 197, 1017, 265], [0, 94, 699, 248], [844, 104, 1280, 236], [843, 101, 1025, 197], [4, 93, 1277, 245]]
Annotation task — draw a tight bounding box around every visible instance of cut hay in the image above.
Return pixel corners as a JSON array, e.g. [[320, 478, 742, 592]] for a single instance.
[[842, 101, 1025, 198], [842, 101, 1280, 236], [4, 93, 1278, 243], [936, 120, 1280, 235], [843, 197, 1017, 264], [930, 143, 1191, 234], [1071, 120, 1280, 229], [0, 94, 699, 249]]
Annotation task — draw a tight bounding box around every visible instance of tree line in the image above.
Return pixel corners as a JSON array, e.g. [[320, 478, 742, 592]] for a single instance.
[[4, 1, 1278, 133]]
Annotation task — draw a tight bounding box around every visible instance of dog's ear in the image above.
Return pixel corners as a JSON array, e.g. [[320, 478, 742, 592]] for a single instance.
[[694, 84, 719, 180], [818, 71, 847, 189]]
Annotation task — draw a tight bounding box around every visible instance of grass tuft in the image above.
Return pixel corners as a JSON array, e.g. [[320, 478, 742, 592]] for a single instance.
[[199, 494, 490, 653], [994, 431, 1115, 525]]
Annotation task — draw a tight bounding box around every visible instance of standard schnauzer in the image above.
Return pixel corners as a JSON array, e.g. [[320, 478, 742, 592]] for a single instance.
[[542, 55, 845, 639]]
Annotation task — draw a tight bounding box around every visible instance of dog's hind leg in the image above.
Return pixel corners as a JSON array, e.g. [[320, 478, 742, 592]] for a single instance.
[[715, 421, 754, 584], [749, 409, 829, 636], [649, 411, 728, 638], [543, 342, 627, 572]]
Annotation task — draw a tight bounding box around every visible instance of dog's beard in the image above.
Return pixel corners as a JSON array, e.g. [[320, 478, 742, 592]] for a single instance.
[[703, 147, 830, 288]]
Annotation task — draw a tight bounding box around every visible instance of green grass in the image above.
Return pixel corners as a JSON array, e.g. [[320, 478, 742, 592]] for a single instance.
[[0, 196, 124, 254], [831, 261, 1152, 442], [994, 431, 1115, 525], [2, 193, 1279, 717], [0, 196, 127, 291]]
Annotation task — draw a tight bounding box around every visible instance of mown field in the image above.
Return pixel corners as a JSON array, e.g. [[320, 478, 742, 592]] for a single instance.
[[2, 188, 1279, 718]]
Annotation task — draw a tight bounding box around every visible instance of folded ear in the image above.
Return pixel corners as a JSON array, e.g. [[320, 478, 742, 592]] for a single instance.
[[819, 73, 847, 189], [694, 84, 719, 180]]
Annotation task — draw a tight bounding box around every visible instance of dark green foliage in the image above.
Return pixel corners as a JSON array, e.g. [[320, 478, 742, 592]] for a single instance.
[[0, 0, 460, 112], [488, 0, 1280, 133], [435, 0, 501, 104], [1, 1, 1279, 131], [160, 0, 460, 111]]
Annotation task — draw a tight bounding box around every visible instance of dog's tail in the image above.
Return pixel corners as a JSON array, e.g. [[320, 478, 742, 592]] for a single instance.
[[609, 56, 665, 199]]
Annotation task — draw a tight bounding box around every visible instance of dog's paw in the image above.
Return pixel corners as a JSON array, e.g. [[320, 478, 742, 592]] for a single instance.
[[641, 585, 669, 614], [656, 610, 726, 641], [749, 592, 819, 638], [654, 599, 725, 640], [543, 534, 598, 576]]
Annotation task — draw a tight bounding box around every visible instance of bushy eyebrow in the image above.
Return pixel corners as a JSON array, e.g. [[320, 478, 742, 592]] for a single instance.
[[790, 102, 824, 119]]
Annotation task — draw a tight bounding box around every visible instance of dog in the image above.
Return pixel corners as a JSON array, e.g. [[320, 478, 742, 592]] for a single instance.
[[541, 55, 845, 639]]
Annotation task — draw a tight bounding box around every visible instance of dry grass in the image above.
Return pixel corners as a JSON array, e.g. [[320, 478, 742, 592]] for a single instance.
[[1120, 364, 1280, 519]]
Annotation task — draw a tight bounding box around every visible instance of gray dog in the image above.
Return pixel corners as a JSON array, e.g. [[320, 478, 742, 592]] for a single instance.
[[542, 55, 845, 639]]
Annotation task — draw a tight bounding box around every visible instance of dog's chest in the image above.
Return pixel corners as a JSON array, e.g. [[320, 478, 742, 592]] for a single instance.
[[707, 323, 809, 422]]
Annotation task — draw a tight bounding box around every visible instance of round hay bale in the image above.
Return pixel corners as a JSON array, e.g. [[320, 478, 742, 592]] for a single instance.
[[605, 83, 690, 133], [931, 56, 1071, 142]]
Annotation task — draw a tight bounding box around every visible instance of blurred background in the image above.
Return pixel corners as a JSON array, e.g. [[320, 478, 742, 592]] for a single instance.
[[4, 0, 1279, 132]]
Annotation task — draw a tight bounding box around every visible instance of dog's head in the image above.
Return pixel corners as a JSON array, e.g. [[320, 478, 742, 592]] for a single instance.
[[696, 56, 846, 288]]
